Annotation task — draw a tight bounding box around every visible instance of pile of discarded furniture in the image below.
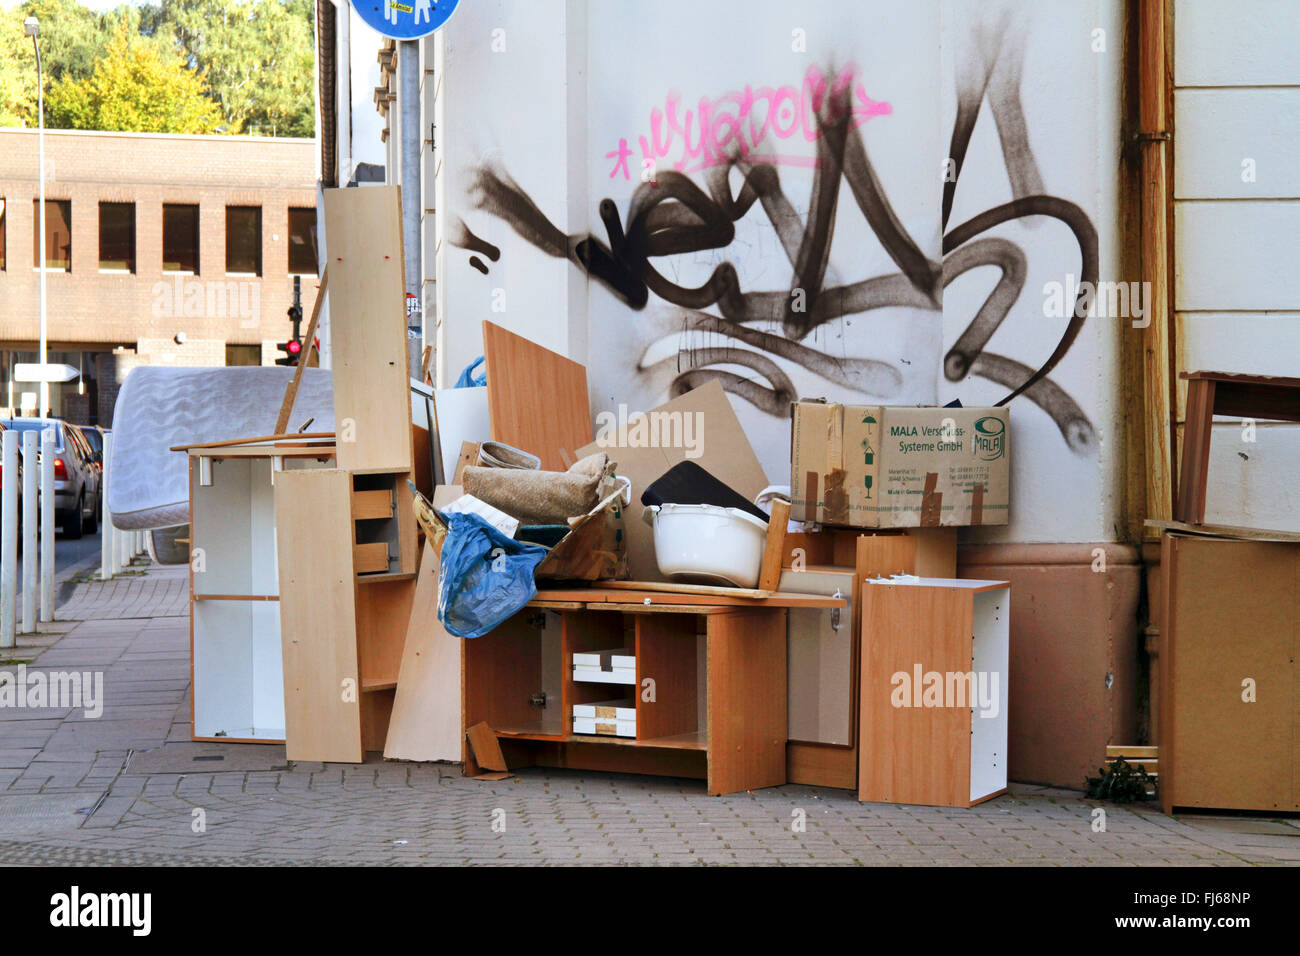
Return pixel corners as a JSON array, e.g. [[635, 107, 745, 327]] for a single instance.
[[133, 185, 1022, 807]]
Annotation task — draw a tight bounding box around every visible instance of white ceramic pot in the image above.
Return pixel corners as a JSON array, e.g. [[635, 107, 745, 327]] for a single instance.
[[641, 502, 768, 588]]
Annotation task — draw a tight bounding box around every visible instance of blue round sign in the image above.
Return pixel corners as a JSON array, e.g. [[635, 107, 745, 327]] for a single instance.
[[356, 0, 459, 40]]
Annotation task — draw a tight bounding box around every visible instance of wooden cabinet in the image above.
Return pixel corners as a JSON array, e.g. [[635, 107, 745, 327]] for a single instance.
[[859, 578, 1010, 807], [185, 441, 334, 743], [463, 589, 842, 795], [1159, 532, 1299, 813]]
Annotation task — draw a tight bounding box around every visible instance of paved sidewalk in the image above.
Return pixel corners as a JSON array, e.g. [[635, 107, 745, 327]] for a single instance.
[[2, 564, 1298, 865]]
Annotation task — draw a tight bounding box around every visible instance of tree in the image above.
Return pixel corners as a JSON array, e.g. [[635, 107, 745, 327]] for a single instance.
[[49, 24, 224, 134], [152, 0, 315, 137]]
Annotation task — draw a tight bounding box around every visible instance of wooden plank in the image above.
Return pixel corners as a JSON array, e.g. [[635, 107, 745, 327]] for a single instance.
[[274, 269, 328, 435], [1147, 519, 1300, 543], [322, 186, 413, 473], [452, 441, 478, 484], [482, 321, 591, 471], [534, 587, 844, 609], [788, 743, 856, 790], [352, 488, 394, 521], [636, 615, 699, 741], [603, 580, 771, 600], [466, 722, 509, 772], [353, 542, 390, 574], [274, 468, 362, 763], [1107, 745, 1159, 759], [859, 583, 971, 807], [384, 541, 463, 762], [173, 432, 336, 452], [757, 499, 790, 592], [1174, 377, 1215, 523], [707, 609, 787, 795]]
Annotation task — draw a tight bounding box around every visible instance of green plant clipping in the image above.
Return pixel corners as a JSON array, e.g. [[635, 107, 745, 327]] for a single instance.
[[1085, 757, 1155, 803]]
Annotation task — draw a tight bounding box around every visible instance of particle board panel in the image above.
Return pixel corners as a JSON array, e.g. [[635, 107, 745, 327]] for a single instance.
[[482, 320, 591, 471], [352, 488, 394, 521], [706, 609, 787, 795], [787, 743, 857, 790], [859, 584, 971, 807], [322, 186, 413, 473], [1160, 534, 1297, 812], [384, 542, 463, 762], [356, 578, 414, 688], [636, 614, 699, 741], [274, 468, 362, 763]]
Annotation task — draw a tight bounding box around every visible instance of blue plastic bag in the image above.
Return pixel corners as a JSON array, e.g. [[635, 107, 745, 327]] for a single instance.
[[455, 356, 487, 388], [437, 511, 547, 638]]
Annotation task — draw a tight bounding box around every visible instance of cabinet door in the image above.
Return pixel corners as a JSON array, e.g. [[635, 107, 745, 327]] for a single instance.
[[275, 468, 362, 762]]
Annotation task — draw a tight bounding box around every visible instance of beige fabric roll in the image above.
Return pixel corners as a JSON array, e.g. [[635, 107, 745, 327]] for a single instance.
[[463, 452, 613, 525]]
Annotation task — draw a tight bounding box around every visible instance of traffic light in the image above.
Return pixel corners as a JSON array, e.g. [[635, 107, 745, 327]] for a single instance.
[[276, 338, 302, 366]]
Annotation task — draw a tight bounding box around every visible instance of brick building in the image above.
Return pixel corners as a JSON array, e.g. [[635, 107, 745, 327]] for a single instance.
[[0, 128, 320, 425]]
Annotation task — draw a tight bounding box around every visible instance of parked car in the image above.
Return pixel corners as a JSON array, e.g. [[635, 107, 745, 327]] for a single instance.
[[0, 418, 100, 538], [72, 425, 106, 508]]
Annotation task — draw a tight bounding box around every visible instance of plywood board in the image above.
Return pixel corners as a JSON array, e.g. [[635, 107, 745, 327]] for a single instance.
[[482, 321, 590, 471], [466, 722, 509, 772], [384, 541, 464, 763], [275, 468, 362, 763], [322, 186, 413, 473], [576, 379, 768, 582]]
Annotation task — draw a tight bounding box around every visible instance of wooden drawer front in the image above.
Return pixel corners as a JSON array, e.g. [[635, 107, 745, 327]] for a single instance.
[[353, 488, 394, 521], [354, 542, 390, 574]]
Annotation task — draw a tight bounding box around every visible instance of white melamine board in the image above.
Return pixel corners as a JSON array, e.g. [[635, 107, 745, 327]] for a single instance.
[[192, 457, 255, 596], [1176, 202, 1300, 311], [1174, 90, 1300, 199], [432, 386, 489, 479], [781, 569, 853, 746], [1174, 0, 1300, 87], [1204, 422, 1300, 533], [250, 601, 285, 734], [193, 600, 288, 740], [969, 588, 1010, 802]]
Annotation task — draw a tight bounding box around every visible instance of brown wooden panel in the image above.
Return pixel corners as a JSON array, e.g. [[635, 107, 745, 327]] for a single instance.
[[859, 583, 971, 807], [463, 614, 550, 734], [788, 742, 856, 789], [360, 688, 394, 753], [482, 320, 591, 471], [352, 488, 394, 521], [1163, 535, 1296, 811], [636, 614, 699, 741], [354, 542, 389, 574], [275, 468, 362, 763], [707, 609, 787, 795], [356, 577, 414, 687], [385, 542, 463, 762], [322, 186, 413, 474]]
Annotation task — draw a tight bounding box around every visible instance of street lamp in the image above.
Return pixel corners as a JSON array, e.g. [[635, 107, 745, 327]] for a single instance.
[[24, 16, 48, 421]]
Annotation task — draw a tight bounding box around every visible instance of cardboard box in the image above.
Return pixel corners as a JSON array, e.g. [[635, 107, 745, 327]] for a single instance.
[[790, 402, 1009, 528]]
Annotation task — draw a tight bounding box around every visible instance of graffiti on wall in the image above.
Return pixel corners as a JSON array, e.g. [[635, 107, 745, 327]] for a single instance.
[[452, 42, 1099, 453]]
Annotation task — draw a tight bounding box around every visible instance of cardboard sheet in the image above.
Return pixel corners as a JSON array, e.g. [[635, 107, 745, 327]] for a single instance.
[[577, 379, 768, 581]]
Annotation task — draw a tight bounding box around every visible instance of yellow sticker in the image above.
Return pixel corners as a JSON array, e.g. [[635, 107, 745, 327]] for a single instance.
[[391, 2, 413, 11]]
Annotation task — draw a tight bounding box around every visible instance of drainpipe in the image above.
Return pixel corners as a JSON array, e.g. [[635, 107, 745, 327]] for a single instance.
[[400, 38, 422, 373]]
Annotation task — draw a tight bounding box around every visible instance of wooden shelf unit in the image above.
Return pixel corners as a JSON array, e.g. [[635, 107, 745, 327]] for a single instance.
[[186, 443, 334, 744], [464, 590, 842, 795], [859, 578, 1010, 808]]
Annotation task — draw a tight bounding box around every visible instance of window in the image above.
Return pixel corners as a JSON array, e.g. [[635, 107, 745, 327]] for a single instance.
[[287, 207, 317, 275], [225, 344, 261, 367], [225, 205, 262, 276], [98, 202, 136, 273], [0, 198, 6, 270], [32, 199, 71, 271], [163, 203, 200, 274]]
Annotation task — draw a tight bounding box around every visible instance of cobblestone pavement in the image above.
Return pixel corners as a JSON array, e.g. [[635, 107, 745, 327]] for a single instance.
[[2, 565, 1298, 866]]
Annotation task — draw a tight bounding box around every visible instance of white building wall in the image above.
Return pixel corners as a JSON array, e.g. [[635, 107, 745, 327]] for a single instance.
[[434, 0, 1126, 543], [1174, 0, 1300, 531]]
